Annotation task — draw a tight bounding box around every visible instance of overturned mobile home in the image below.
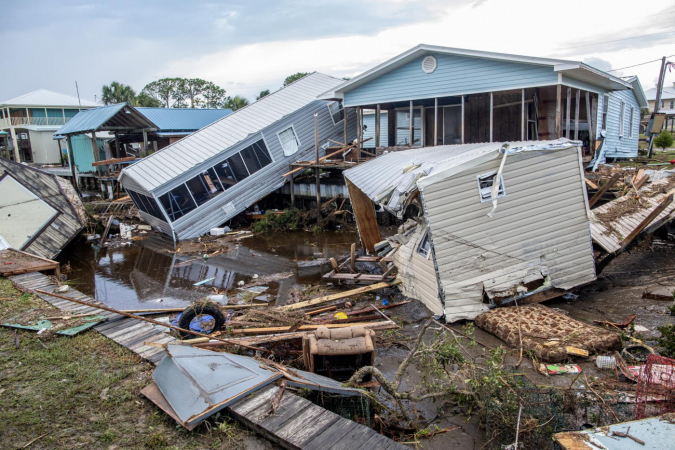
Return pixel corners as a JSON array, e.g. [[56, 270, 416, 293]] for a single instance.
[[344, 139, 596, 321], [118, 73, 354, 240], [0, 158, 86, 259]]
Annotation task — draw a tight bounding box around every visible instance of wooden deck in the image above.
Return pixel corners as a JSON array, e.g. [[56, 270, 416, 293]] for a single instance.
[[9, 271, 408, 449], [10, 271, 176, 364]]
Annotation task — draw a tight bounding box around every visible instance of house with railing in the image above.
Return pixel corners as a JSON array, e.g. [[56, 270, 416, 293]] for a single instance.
[[0, 89, 98, 164]]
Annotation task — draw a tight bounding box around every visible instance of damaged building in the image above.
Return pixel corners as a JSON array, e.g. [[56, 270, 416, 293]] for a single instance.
[[118, 73, 354, 240], [344, 139, 596, 321], [320, 44, 647, 161]]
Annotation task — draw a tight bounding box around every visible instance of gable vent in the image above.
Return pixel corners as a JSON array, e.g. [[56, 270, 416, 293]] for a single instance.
[[422, 55, 437, 74]]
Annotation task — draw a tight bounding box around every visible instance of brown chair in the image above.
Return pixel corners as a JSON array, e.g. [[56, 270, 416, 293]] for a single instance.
[[302, 325, 376, 381]]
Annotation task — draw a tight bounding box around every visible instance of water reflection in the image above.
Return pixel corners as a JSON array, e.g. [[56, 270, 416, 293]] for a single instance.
[[58, 231, 359, 311]]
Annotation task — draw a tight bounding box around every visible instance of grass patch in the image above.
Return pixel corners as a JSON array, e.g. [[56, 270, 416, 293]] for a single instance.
[[0, 278, 250, 449]]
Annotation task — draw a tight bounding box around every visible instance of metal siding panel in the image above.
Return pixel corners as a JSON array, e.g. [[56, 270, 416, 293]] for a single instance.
[[601, 88, 641, 159], [421, 148, 595, 318], [344, 53, 559, 106]]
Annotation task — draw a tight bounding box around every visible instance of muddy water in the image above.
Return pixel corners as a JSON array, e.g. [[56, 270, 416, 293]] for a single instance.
[[58, 231, 359, 311]]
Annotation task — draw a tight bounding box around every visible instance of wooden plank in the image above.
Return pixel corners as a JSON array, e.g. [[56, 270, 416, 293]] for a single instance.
[[345, 179, 381, 254], [588, 172, 621, 208], [91, 156, 136, 167], [618, 194, 673, 253], [634, 174, 649, 190], [230, 385, 280, 416], [329, 258, 340, 273], [274, 405, 333, 442], [350, 243, 356, 272], [585, 179, 598, 190], [281, 279, 401, 311], [257, 396, 311, 432], [230, 320, 396, 335], [303, 418, 361, 450]]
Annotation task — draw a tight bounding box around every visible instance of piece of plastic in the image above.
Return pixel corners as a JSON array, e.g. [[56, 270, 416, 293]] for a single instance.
[[334, 312, 348, 320], [596, 355, 617, 369]]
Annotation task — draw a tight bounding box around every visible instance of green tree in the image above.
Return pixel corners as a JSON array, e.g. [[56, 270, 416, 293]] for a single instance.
[[178, 78, 210, 108], [141, 78, 186, 108], [101, 81, 137, 105], [256, 89, 270, 100], [224, 95, 250, 111], [134, 92, 161, 107], [283, 72, 309, 86], [202, 83, 228, 109], [654, 130, 674, 150]]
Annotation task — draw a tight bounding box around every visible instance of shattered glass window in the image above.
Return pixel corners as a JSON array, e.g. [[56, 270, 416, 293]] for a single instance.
[[476, 171, 505, 203], [158, 184, 197, 222], [327, 101, 344, 125]]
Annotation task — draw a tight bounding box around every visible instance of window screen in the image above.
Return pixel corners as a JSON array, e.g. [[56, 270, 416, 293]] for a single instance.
[[214, 160, 237, 188], [186, 169, 224, 206], [126, 189, 166, 221], [159, 184, 197, 222], [476, 171, 505, 203], [240, 146, 262, 174], [253, 141, 272, 166], [228, 153, 249, 181], [278, 127, 300, 156], [327, 101, 344, 125], [602, 95, 610, 131]]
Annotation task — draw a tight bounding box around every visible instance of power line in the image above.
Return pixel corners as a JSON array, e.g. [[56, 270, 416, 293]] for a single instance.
[[558, 30, 675, 50], [607, 54, 675, 72]]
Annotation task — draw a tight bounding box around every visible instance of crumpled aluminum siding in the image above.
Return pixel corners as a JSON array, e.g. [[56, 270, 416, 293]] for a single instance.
[[121, 73, 345, 193], [137, 107, 232, 132]]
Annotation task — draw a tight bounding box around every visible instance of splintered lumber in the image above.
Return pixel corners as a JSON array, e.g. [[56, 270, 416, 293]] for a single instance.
[[194, 332, 309, 348], [91, 156, 136, 167], [345, 300, 411, 316], [99, 215, 114, 246], [350, 243, 356, 272], [304, 305, 338, 316], [281, 279, 401, 311], [589, 172, 621, 208], [230, 320, 398, 335], [634, 174, 649, 190], [585, 179, 599, 190], [617, 194, 674, 253], [281, 138, 372, 177], [32, 289, 264, 352], [120, 304, 265, 314]]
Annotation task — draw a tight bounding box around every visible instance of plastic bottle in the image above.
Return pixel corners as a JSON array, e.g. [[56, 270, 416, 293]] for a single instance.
[[595, 355, 616, 369]]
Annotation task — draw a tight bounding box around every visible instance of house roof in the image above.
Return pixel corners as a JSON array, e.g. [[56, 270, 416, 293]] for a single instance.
[[137, 107, 232, 133], [120, 72, 345, 193], [319, 44, 633, 100], [644, 85, 675, 101], [344, 139, 580, 216], [54, 103, 157, 137], [621, 76, 649, 109], [0, 89, 98, 108]]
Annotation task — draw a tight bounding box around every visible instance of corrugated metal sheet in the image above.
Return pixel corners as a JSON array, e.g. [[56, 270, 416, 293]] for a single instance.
[[121, 73, 345, 193], [55, 103, 157, 136], [137, 108, 232, 132], [421, 147, 595, 321], [0, 89, 98, 107]]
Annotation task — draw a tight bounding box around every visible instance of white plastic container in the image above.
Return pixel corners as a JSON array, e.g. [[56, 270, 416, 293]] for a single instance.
[[595, 355, 616, 370], [210, 227, 226, 236]]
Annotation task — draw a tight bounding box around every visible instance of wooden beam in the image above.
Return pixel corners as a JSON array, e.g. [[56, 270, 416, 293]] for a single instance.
[[280, 138, 371, 177], [91, 156, 136, 167], [585, 179, 599, 190], [345, 179, 381, 254], [230, 320, 397, 335], [375, 104, 380, 148], [281, 279, 401, 311], [350, 243, 356, 272], [314, 113, 320, 218], [574, 89, 580, 141], [634, 174, 649, 190], [489, 92, 493, 142], [588, 173, 621, 208], [344, 106, 349, 145], [556, 85, 562, 138], [289, 174, 295, 207], [566, 87, 571, 138], [618, 194, 673, 253], [585, 92, 593, 143]]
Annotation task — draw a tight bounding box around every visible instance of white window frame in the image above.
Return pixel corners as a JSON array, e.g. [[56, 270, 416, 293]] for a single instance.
[[476, 170, 506, 203], [327, 101, 344, 125], [277, 125, 300, 157], [619, 101, 625, 137], [601, 94, 610, 132], [629, 107, 634, 138], [417, 231, 432, 259]]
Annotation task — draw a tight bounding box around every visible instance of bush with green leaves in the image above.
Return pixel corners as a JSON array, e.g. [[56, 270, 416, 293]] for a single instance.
[[654, 130, 674, 150], [252, 209, 301, 233], [657, 323, 675, 358]]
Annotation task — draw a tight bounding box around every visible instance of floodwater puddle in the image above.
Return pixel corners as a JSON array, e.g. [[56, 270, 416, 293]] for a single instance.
[[58, 230, 359, 311]]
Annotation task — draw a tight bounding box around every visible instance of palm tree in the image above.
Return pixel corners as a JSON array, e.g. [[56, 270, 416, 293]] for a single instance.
[[101, 82, 137, 105], [256, 89, 270, 100], [135, 92, 162, 107], [225, 95, 250, 111]]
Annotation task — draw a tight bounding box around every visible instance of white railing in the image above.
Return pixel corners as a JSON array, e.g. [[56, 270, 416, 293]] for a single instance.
[[0, 116, 72, 128]]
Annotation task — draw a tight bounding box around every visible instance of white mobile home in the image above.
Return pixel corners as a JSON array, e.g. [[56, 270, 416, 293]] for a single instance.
[[343, 139, 596, 321], [119, 73, 354, 240]]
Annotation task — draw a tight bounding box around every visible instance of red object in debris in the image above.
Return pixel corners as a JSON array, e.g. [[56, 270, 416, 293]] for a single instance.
[[633, 354, 675, 419], [670, 159, 675, 165], [3, 262, 13, 265]]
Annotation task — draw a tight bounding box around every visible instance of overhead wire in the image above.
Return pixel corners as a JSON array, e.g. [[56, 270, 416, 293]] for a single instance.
[[557, 30, 675, 50], [607, 54, 675, 72]]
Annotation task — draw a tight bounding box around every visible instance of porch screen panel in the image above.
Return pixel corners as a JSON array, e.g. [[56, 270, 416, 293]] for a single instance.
[[227, 153, 249, 181], [158, 184, 197, 222], [443, 107, 462, 145]]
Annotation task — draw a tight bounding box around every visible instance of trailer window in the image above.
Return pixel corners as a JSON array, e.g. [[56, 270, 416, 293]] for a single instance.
[[476, 171, 505, 203], [327, 101, 344, 125], [417, 232, 431, 258], [186, 168, 224, 206], [158, 184, 197, 222], [278, 126, 300, 156], [126, 189, 166, 221]]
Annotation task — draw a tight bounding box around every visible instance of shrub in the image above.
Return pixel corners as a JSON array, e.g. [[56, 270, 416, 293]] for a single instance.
[[654, 130, 674, 150], [252, 209, 301, 233], [657, 323, 675, 358]]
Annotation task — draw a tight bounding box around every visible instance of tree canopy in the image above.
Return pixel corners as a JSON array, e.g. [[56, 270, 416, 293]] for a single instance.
[[256, 89, 270, 100], [139, 78, 231, 108], [101, 82, 137, 105], [283, 72, 309, 86], [224, 95, 249, 111]]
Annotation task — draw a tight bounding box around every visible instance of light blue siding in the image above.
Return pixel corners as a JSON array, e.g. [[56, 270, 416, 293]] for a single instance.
[[363, 112, 388, 147], [344, 53, 559, 106], [598, 89, 640, 159], [70, 135, 105, 173]]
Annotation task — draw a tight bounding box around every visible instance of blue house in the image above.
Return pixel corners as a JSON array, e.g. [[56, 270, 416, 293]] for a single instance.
[[319, 44, 648, 160]]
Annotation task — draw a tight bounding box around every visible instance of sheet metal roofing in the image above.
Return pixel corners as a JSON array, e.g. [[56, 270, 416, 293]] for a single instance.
[[137, 107, 232, 132], [344, 139, 578, 202], [0, 89, 98, 107], [121, 72, 344, 192], [54, 103, 157, 137], [645, 85, 675, 101]]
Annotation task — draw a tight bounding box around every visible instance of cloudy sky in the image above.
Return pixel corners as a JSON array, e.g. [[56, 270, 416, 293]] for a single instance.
[[2, 0, 675, 104]]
